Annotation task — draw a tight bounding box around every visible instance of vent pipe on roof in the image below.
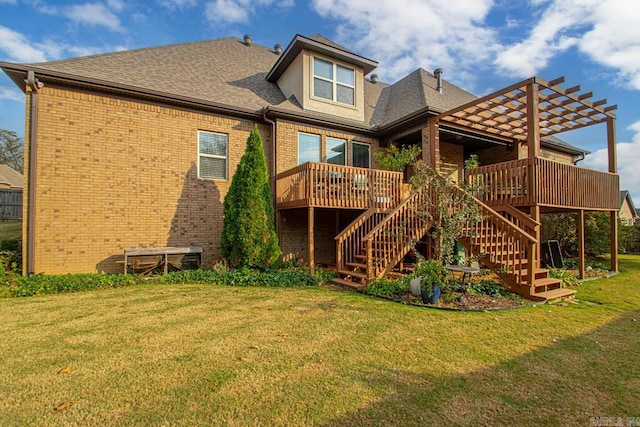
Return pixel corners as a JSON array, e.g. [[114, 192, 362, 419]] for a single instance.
[[243, 34, 253, 46], [434, 68, 443, 94], [370, 74, 378, 84], [274, 44, 282, 55]]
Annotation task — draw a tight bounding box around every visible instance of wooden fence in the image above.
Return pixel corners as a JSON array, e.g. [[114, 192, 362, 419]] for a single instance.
[[0, 189, 22, 220]]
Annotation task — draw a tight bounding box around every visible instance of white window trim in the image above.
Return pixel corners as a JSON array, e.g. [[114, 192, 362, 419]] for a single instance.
[[198, 130, 228, 180], [312, 57, 356, 106], [352, 141, 371, 168], [298, 132, 321, 165]]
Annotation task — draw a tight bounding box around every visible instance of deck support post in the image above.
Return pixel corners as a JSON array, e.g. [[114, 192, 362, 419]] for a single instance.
[[577, 209, 586, 279], [607, 117, 618, 272], [610, 212, 618, 272], [530, 205, 541, 268], [422, 118, 440, 171], [526, 82, 541, 158], [308, 207, 315, 276]]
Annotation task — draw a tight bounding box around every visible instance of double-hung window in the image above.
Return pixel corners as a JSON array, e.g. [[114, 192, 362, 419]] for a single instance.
[[313, 57, 355, 106], [198, 131, 228, 180]]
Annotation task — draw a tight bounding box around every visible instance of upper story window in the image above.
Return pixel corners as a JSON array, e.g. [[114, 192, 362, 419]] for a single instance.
[[198, 131, 228, 180], [298, 132, 321, 165], [313, 57, 355, 106], [326, 137, 346, 165]]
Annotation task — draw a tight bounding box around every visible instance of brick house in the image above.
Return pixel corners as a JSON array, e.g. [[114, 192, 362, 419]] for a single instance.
[[0, 34, 619, 300]]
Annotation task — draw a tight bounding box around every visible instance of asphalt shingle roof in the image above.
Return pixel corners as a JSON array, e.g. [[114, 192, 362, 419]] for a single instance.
[[0, 35, 587, 154]]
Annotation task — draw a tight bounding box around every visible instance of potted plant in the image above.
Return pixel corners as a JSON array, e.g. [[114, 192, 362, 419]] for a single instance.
[[374, 144, 421, 192], [410, 257, 448, 305]]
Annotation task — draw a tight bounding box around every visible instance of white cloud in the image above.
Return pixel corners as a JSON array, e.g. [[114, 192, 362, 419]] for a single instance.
[[582, 121, 640, 202], [106, 0, 125, 11], [65, 2, 123, 31], [495, 0, 640, 90], [205, 0, 248, 24], [158, 0, 198, 10], [577, 1, 640, 90], [158, 0, 197, 10], [204, 0, 294, 26], [0, 26, 48, 62], [311, 0, 497, 89], [0, 86, 24, 102]]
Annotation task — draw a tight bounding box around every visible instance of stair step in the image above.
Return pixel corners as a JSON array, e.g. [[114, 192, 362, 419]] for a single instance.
[[532, 277, 562, 292], [530, 287, 577, 302], [339, 269, 367, 280], [331, 277, 366, 292], [346, 262, 366, 270], [518, 268, 550, 279]]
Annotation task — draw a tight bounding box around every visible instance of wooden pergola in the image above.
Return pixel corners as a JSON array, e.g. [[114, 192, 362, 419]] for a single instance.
[[425, 76, 619, 277]]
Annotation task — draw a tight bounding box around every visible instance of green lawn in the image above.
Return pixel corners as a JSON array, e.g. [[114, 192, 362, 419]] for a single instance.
[[0, 220, 20, 241], [1, 256, 639, 426]]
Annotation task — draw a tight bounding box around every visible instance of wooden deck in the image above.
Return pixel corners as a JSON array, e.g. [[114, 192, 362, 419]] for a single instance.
[[467, 157, 619, 210], [276, 162, 403, 210]]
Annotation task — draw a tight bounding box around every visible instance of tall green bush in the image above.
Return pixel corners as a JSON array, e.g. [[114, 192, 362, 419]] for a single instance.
[[220, 126, 281, 268]]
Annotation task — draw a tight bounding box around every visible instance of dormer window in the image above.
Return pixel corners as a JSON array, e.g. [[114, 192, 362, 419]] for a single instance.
[[313, 57, 355, 106]]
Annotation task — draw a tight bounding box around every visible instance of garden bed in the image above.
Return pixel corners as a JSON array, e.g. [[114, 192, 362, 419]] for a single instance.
[[379, 290, 530, 311]]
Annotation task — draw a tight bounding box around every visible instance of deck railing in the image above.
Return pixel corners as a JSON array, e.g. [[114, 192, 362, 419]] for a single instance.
[[275, 162, 403, 210], [467, 157, 619, 210]]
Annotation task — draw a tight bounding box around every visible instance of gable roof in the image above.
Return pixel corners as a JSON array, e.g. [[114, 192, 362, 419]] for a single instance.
[[0, 164, 23, 189], [620, 190, 638, 215], [0, 34, 588, 154], [266, 34, 379, 83]]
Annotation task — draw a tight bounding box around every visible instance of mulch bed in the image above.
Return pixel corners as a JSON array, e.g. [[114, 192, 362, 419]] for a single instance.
[[385, 290, 532, 311]]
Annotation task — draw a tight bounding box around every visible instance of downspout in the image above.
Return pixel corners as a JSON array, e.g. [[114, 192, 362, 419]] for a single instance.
[[262, 107, 278, 234], [25, 70, 42, 275]]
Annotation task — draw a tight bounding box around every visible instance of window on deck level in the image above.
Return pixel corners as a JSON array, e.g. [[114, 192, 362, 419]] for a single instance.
[[313, 57, 355, 106], [352, 142, 370, 168], [298, 132, 321, 165], [326, 137, 346, 165], [198, 131, 228, 180]]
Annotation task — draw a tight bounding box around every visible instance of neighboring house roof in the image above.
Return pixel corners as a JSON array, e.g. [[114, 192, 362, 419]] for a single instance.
[[620, 190, 638, 217], [0, 164, 23, 189], [0, 34, 586, 154]]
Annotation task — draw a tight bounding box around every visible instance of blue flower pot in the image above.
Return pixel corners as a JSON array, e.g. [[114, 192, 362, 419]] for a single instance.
[[421, 284, 441, 305]]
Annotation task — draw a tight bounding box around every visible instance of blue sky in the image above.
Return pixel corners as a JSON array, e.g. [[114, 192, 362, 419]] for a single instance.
[[1, 0, 639, 201]]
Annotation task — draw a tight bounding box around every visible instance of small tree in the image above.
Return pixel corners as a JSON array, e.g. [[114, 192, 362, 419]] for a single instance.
[[410, 155, 484, 265], [0, 129, 24, 173], [220, 126, 281, 268]]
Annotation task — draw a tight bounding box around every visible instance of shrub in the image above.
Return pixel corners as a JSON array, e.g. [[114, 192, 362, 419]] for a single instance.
[[364, 277, 408, 297], [467, 280, 507, 297], [215, 267, 316, 287], [161, 269, 220, 284], [548, 268, 579, 288], [220, 126, 281, 268], [13, 273, 142, 297]]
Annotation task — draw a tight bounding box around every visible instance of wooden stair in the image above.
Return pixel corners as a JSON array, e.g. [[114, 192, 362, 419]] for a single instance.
[[332, 185, 576, 303]]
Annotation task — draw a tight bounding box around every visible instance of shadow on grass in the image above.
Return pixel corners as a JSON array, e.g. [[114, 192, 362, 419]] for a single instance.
[[322, 309, 640, 426]]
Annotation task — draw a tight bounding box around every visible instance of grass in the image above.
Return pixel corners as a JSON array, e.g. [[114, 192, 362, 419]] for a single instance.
[[0, 220, 20, 241], [1, 256, 639, 425]]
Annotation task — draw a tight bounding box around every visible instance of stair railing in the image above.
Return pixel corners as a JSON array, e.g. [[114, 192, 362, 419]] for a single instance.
[[361, 190, 431, 279], [455, 186, 538, 286], [335, 208, 387, 272]]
